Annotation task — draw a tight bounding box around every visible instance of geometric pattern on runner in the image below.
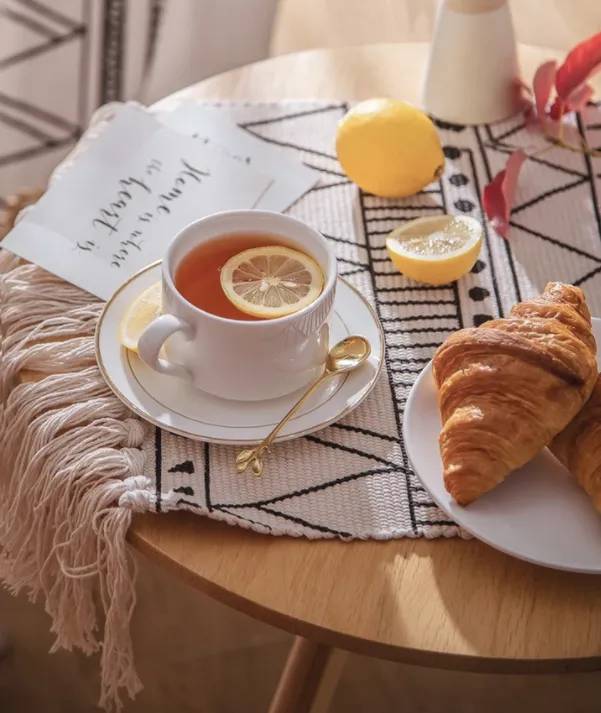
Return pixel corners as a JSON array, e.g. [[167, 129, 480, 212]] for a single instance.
[[144, 101, 601, 540]]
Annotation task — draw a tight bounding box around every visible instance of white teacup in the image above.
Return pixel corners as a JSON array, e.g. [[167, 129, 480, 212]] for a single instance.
[[138, 210, 338, 401]]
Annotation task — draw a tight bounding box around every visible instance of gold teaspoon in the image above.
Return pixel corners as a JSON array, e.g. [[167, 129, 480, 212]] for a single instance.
[[236, 336, 372, 477]]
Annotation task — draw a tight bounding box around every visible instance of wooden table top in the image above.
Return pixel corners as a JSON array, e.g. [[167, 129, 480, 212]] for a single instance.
[[131, 43, 601, 673]]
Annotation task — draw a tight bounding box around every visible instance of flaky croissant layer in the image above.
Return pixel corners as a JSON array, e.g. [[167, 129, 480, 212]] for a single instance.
[[550, 377, 601, 513], [432, 283, 598, 505]]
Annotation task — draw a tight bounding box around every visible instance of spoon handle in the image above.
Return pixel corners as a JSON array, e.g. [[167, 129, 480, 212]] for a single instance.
[[236, 370, 331, 477]]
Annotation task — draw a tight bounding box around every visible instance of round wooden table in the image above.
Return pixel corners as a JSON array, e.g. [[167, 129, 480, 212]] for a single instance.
[[130, 43, 601, 712]]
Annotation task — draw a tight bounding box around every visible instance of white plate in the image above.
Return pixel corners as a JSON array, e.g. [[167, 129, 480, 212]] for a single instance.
[[404, 318, 601, 574], [96, 262, 384, 445]]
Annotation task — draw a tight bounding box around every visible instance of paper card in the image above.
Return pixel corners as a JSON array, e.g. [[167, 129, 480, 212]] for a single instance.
[[162, 103, 319, 211], [3, 103, 273, 300]]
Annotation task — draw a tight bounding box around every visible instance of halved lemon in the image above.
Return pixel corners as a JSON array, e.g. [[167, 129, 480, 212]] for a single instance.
[[220, 246, 324, 319], [386, 215, 482, 286], [119, 281, 161, 351]]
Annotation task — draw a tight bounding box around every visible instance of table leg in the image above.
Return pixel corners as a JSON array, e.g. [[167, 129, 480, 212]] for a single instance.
[[268, 636, 348, 713]]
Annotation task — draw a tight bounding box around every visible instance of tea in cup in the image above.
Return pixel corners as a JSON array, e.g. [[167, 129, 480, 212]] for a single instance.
[[137, 210, 337, 401]]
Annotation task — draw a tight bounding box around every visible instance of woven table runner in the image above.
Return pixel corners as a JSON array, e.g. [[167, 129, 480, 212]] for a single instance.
[[2, 100, 601, 708]]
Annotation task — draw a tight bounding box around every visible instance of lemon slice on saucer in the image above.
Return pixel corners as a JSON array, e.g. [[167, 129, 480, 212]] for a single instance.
[[220, 246, 324, 319], [119, 281, 161, 352], [386, 215, 482, 286]]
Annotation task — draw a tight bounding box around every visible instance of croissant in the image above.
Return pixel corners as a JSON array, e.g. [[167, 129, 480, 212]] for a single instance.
[[432, 282, 598, 505], [550, 376, 601, 512]]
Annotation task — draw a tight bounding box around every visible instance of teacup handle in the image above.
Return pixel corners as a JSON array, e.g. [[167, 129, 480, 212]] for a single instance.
[[138, 314, 193, 381]]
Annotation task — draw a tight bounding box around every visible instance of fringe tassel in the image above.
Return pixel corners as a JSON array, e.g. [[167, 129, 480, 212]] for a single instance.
[[0, 258, 151, 710]]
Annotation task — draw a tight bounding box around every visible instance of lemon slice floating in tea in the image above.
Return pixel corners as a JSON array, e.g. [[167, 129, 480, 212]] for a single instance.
[[220, 246, 324, 319], [386, 215, 482, 286], [119, 281, 161, 351]]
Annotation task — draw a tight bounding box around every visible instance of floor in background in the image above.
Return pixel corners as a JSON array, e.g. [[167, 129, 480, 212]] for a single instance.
[[2, 547, 601, 713]]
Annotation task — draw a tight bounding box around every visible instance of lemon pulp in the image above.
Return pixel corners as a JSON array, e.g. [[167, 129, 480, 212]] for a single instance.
[[386, 216, 482, 285]]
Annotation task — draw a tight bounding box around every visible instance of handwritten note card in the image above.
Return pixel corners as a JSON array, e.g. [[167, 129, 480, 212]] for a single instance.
[[162, 103, 319, 211], [3, 104, 273, 299]]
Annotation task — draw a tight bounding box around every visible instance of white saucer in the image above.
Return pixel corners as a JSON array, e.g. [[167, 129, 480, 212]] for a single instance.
[[404, 317, 601, 574], [96, 262, 384, 445]]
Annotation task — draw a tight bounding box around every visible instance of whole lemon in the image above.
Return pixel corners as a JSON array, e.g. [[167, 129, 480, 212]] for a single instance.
[[336, 98, 445, 198]]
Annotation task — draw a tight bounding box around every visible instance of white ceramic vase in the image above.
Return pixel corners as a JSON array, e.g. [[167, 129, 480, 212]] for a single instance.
[[422, 0, 521, 125]]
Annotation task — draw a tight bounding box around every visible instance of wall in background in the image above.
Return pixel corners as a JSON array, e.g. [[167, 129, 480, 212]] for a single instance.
[[271, 0, 601, 56]]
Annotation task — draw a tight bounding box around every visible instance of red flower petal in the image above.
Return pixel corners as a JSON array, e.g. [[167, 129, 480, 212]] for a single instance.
[[532, 60, 557, 120], [548, 96, 565, 121], [565, 82, 595, 112], [555, 30, 601, 100], [482, 149, 527, 239], [549, 82, 594, 119]]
